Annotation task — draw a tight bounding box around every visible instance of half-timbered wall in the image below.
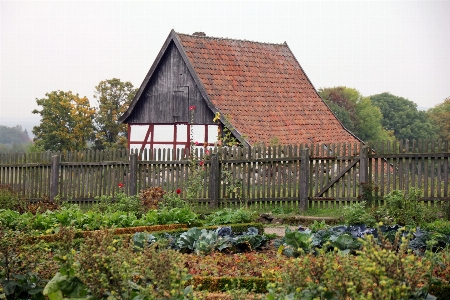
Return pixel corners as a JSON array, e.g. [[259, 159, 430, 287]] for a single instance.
[[129, 123, 219, 156]]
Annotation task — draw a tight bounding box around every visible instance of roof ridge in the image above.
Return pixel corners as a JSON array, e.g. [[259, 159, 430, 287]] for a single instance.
[[175, 31, 286, 46]]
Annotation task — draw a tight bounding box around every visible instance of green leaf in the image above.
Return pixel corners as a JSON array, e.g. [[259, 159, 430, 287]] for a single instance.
[[43, 272, 87, 299], [43, 273, 65, 297], [177, 228, 202, 251], [329, 234, 360, 251], [12, 273, 27, 280], [28, 287, 44, 295], [1, 280, 18, 296], [183, 285, 193, 296], [284, 227, 311, 252], [58, 276, 87, 297], [47, 291, 63, 300]]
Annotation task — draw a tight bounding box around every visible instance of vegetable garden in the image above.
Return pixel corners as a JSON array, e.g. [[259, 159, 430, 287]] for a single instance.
[[1, 183, 450, 299]]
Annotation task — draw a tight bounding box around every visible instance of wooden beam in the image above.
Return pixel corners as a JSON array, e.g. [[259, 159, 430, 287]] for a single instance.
[[299, 148, 309, 212], [359, 146, 369, 184], [50, 155, 60, 202], [209, 153, 220, 208], [129, 153, 138, 196]]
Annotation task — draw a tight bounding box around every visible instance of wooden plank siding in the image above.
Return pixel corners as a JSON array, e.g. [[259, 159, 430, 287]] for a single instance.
[[125, 42, 216, 125], [0, 140, 449, 208]]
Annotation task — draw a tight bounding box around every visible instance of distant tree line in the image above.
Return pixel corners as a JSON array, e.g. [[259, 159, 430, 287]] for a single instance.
[[318, 86, 449, 143], [0, 125, 32, 153]]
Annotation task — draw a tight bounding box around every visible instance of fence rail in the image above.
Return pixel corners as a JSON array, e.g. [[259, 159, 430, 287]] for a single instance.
[[0, 140, 449, 210]]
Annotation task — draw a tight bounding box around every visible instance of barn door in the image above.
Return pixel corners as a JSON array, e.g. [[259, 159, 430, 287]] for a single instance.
[[173, 86, 189, 122]]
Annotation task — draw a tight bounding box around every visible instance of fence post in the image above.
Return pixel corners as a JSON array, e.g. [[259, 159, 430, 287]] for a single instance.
[[359, 145, 369, 185], [129, 153, 138, 196], [209, 153, 220, 209], [50, 155, 60, 202], [299, 148, 309, 212]]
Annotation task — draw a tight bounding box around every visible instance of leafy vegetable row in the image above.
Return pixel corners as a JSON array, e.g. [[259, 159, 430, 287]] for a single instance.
[[0, 205, 197, 234], [133, 226, 267, 255], [276, 224, 450, 257]]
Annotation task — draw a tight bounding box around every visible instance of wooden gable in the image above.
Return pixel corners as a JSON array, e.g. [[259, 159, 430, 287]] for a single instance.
[[122, 40, 215, 125]]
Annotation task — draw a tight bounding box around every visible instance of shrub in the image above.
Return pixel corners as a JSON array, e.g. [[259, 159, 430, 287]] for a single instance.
[[26, 200, 60, 215], [0, 185, 26, 213], [74, 230, 193, 299], [267, 234, 439, 300], [0, 227, 54, 299], [158, 191, 189, 210], [422, 219, 450, 235], [383, 188, 429, 226], [441, 200, 450, 220], [342, 201, 376, 227], [140, 186, 166, 210], [359, 182, 381, 207]]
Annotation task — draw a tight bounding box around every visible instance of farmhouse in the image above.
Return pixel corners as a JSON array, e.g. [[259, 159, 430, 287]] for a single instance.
[[119, 30, 360, 152]]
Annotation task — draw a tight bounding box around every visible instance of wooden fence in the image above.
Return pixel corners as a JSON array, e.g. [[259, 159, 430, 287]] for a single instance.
[[0, 140, 449, 210]]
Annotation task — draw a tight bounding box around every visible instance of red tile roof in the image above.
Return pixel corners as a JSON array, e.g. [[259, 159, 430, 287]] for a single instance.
[[176, 32, 360, 146]]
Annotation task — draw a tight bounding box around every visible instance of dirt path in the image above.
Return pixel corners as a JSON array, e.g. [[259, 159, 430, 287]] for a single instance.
[[264, 226, 298, 237]]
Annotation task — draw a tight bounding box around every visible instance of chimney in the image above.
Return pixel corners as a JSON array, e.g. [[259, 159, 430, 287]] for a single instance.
[[192, 32, 206, 37]]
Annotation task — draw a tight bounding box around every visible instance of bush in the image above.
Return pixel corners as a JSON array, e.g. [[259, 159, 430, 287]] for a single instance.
[[382, 188, 430, 226], [26, 200, 60, 215], [0, 227, 55, 299], [440, 200, 450, 220], [158, 191, 189, 210], [342, 201, 376, 227], [74, 230, 193, 299], [359, 182, 381, 207], [267, 234, 439, 300], [422, 219, 450, 235], [140, 186, 166, 210], [0, 185, 26, 213]]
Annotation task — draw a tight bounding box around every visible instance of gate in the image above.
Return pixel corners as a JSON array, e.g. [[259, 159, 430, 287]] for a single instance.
[[307, 144, 369, 209]]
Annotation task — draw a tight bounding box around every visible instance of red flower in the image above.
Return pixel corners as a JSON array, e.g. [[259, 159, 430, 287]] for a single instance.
[[189, 105, 196, 111], [205, 149, 210, 155], [176, 188, 181, 194], [118, 182, 124, 188], [195, 141, 199, 146], [199, 161, 204, 166]]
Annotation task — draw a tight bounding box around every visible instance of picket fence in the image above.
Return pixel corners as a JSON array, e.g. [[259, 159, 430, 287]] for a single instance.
[[0, 140, 449, 210]]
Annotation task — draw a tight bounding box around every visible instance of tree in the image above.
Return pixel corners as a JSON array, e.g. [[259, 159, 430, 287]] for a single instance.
[[0, 125, 31, 144], [355, 97, 394, 142], [370, 92, 437, 141], [427, 96, 450, 141], [318, 86, 393, 142], [92, 78, 137, 150], [0, 125, 32, 153], [32, 91, 95, 151]]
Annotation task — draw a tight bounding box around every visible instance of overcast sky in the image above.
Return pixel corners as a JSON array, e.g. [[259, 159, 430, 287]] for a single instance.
[[1, 0, 450, 135]]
